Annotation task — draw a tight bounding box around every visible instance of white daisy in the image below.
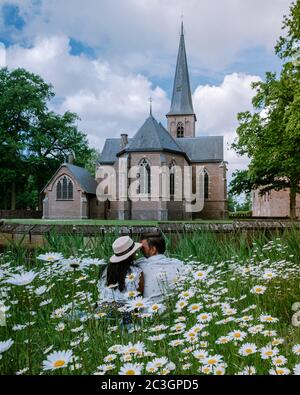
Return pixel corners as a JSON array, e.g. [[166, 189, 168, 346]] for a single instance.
[[37, 252, 63, 262], [0, 339, 14, 353], [239, 343, 257, 356], [6, 271, 38, 286], [119, 363, 143, 375], [42, 350, 73, 371]]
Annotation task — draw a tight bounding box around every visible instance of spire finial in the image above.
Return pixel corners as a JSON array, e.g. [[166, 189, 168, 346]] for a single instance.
[[181, 13, 184, 36], [149, 96, 153, 116]]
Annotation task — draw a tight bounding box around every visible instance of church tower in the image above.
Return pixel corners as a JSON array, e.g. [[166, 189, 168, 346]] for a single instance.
[[167, 22, 196, 138]]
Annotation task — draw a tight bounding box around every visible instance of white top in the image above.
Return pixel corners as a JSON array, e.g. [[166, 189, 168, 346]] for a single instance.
[[97, 265, 143, 304], [137, 255, 185, 303]]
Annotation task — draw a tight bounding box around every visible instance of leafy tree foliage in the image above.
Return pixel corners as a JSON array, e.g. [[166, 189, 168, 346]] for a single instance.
[[0, 68, 93, 210], [231, 1, 300, 219]]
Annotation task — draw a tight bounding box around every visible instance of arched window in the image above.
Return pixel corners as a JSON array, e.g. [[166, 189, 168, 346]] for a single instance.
[[177, 122, 184, 138], [56, 176, 74, 200], [169, 160, 176, 196], [204, 170, 209, 200], [139, 159, 151, 194]]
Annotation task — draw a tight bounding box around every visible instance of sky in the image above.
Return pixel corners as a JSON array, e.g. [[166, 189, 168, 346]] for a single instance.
[[0, 0, 294, 184]]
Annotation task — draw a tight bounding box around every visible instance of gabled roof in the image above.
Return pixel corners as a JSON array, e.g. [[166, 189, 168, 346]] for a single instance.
[[167, 23, 195, 117], [122, 115, 185, 155], [100, 138, 131, 164], [176, 136, 224, 163], [43, 163, 97, 194]]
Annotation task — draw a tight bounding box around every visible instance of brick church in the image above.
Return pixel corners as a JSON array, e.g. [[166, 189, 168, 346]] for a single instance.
[[42, 24, 228, 220]]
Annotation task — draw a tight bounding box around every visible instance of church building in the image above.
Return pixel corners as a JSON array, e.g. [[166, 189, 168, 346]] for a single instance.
[[42, 24, 228, 220]]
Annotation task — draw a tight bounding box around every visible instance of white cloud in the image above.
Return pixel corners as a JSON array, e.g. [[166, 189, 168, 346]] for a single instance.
[[7, 0, 293, 73], [6, 35, 170, 149], [0, 42, 6, 67], [193, 73, 262, 182]]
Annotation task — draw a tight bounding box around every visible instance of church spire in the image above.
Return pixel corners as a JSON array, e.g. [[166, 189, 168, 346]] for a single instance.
[[167, 22, 195, 117]]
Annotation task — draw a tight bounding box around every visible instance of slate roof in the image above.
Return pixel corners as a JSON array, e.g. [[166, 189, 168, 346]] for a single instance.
[[100, 138, 131, 164], [65, 164, 98, 194], [43, 163, 97, 194], [176, 137, 224, 163], [167, 23, 195, 117], [123, 115, 185, 155], [99, 133, 223, 165]]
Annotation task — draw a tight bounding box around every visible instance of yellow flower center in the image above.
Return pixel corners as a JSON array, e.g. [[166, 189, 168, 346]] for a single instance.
[[54, 360, 65, 368], [192, 306, 199, 310], [245, 349, 253, 354], [207, 359, 217, 365], [126, 370, 136, 375], [265, 351, 273, 356]]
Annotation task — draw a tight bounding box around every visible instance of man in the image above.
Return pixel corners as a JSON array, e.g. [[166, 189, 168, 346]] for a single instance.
[[137, 232, 185, 304]]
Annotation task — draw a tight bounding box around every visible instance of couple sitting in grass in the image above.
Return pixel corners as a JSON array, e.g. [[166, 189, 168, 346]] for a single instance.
[[97, 232, 184, 325]]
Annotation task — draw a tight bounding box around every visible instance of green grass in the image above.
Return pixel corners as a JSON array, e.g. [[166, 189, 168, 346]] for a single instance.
[[3, 218, 235, 226], [0, 228, 299, 375]]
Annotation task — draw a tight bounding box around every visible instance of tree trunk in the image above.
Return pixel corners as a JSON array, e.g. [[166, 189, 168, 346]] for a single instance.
[[289, 185, 297, 220], [11, 181, 16, 210]]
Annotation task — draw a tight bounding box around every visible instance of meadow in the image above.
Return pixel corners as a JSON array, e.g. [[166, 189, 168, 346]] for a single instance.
[[0, 228, 300, 375]]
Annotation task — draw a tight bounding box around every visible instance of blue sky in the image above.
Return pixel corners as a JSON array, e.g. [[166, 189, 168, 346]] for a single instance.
[[0, 0, 294, 180]]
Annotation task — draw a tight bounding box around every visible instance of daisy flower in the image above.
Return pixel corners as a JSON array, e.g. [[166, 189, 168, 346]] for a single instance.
[[262, 271, 277, 280], [0, 339, 14, 353], [42, 350, 73, 371], [260, 315, 279, 323], [272, 355, 287, 366], [121, 342, 145, 356], [188, 304, 202, 313], [260, 345, 279, 359], [176, 300, 188, 310], [169, 339, 184, 347], [193, 349, 208, 361], [292, 344, 300, 355], [239, 343, 257, 356], [213, 365, 226, 375], [250, 285, 267, 295], [148, 303, 165, 314], [193, 271, 207, 281], [119, 363, 143, 375], [146, 362, 158, 373], [197, 312, 213, 323], [228, 330, 247, 342], [37, 252, 63, 262], [203, 355, 223, 367], [152, 357, 168, 368], [216, 336, 231, 345], [104, 354, 117, 363], [293, 364, 300, 375], [201, 365, 213, 374], [6, 271, 38, 286], [126, 297, 148, 311], [269, 367, 290, 375]]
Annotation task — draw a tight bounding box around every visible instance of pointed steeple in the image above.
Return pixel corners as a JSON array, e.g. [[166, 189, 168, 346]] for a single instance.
[[167, 23, 195, 117]]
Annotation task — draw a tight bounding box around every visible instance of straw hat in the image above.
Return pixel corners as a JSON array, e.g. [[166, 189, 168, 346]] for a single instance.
[[110, 236, 142, 263]]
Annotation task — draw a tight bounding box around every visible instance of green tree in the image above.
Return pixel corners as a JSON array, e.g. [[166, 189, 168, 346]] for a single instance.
[[232, 1, 300, 219], [0, 68, 93, 210]]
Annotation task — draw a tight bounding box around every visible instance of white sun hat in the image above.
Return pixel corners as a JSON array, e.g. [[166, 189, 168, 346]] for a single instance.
[[110, 236, 142, 263]]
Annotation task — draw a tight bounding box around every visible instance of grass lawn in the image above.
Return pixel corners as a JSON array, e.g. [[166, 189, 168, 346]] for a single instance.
[[1, 218, 234, 226]]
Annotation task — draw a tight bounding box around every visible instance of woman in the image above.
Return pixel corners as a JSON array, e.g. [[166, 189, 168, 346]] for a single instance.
[[97, 236, 144, 326]]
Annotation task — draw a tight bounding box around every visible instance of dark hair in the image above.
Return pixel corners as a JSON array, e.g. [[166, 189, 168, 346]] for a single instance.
[[106, 255, 135, 292], [140, 232, 166, 254]]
